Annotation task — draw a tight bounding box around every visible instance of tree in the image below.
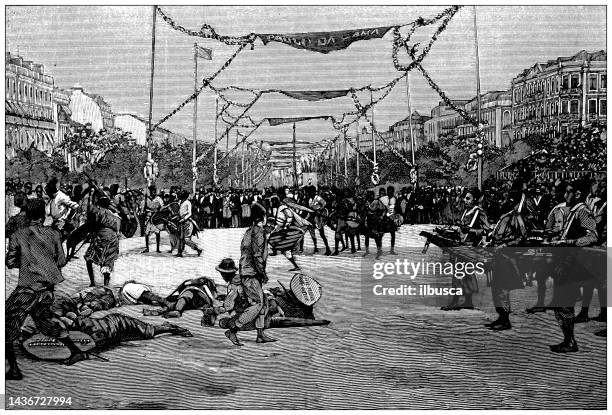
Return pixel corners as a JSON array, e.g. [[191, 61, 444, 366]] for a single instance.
[[58, 125, 132, 169], [6, 147, 69, 183]]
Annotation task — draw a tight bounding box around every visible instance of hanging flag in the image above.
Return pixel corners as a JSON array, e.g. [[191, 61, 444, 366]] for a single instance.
[[258, 25, 396, 54], [278, 89, 350, 101], [266, 116, 331, 127], [195, 44, 213, 60]]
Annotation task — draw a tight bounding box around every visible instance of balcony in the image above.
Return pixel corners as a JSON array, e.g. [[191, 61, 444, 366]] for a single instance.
[[559, 87, 582, 96], [6, 64, 54, 84], [588, 113, 605, 121]]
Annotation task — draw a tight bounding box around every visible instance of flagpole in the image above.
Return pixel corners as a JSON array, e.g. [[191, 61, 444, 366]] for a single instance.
[[371, 90, 376, 167], [213, 96, 219, 186], [473, 5, 483, 191], [292, 122, 298, 188], [147, 5, 156, 166], [235, 129, 239, 184], [406, 71, 415, 163], [192, 43, 198, 194], [241, 139, 245, 188], [356, 121, 360, 179], [336, 141, 342, 184], [329, 147, 333, 186], [344, 127, 348, 181], [143, 5, 156, 220], [225, 114, 230, 171]]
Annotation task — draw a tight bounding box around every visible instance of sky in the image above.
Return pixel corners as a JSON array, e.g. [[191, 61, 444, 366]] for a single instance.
[[5, 5, 607, 150]]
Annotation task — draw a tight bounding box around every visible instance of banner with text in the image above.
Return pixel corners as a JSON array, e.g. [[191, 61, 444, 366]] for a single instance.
[[259, 26, 396, 53]]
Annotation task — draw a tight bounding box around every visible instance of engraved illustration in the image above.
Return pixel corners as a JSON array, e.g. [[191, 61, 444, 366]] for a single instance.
[[4, 5, 607, 410]]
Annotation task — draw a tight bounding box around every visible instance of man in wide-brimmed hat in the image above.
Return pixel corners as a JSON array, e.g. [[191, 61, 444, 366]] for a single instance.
[[224, 203, 278, 346]]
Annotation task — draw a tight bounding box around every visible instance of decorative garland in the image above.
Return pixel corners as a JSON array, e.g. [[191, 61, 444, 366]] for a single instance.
[[153, 5, 463, 136], [391, 6, 460, 73], [194, 92, 263, 165], [216, 120, 264, 164], [157, 7, 257, 46], [154, 42, 249, 131]]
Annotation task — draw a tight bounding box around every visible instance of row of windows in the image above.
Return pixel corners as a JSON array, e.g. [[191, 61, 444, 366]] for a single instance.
[[6, 100, 53, 120], [5, 77, 53, 106], [514, 98, 607, 121], [514, 73, 606, 102], [515, 123, 586, 140]]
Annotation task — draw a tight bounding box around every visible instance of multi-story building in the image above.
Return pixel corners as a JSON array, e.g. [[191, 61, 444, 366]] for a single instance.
[[91, 94, 114, 130], [424, 94, 513, 147], [456, 91, 513, 147], [387, 111, 431, 151], [5, 52, 56, 158], [511, 49, 606, 140], [52, 87, 72, 145], [423, 100, 469, 143], [114, 113, 187, 147], [68, 85, 108, 132], [52, 86, 79, 170]]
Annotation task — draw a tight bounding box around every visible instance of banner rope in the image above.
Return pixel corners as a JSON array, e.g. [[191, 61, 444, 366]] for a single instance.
[[194, 92, 263, 165], [216, 121, 264, 164], [157, 7, 257, 46], [153, 42, 249, 130]]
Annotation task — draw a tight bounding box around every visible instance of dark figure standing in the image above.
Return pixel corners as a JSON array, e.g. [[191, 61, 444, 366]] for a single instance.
[[84, 192, 121, 287], [6, 199, 88, 380], [224, 205, 277, 345], [547, 179, 599, 353]]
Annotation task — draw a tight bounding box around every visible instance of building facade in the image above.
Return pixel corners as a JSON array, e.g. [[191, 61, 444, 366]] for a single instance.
[[424, 95, 512, 147], [52, 87, 72, 145], [456, 91, 513, 147], [388, 111, 431, 151], [91, 94, 114, 130], [511, 50, 606, 140], [5, 52, 56, 158], [423, 100, 469, 144], [114, 113, 187, 147], [69, 85, 113, 133]]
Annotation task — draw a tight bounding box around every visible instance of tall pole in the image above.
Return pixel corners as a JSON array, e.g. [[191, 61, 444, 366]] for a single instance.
[[371, 90, 376, 166], [192, 43, 198, 194], [241, 139, 245, 188], [329, 148, 333, 185], [225, 115, 230, 170], [406, 72, 415, 164], [213, 96, 219, 186], [356, 121, 360, 179], [473, 6, 483, 191], [292, 122, 298, 188], [144, 5, 157, 218], [250, 146, 254, 188], [343, 127, 348, 180], [146, 5, 157, 183], [235, 130, 239, 185]]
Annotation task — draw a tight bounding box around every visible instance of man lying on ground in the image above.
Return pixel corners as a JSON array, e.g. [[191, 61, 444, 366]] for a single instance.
[[118, 277, 221, 318], [22, 311, 192, 362]]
